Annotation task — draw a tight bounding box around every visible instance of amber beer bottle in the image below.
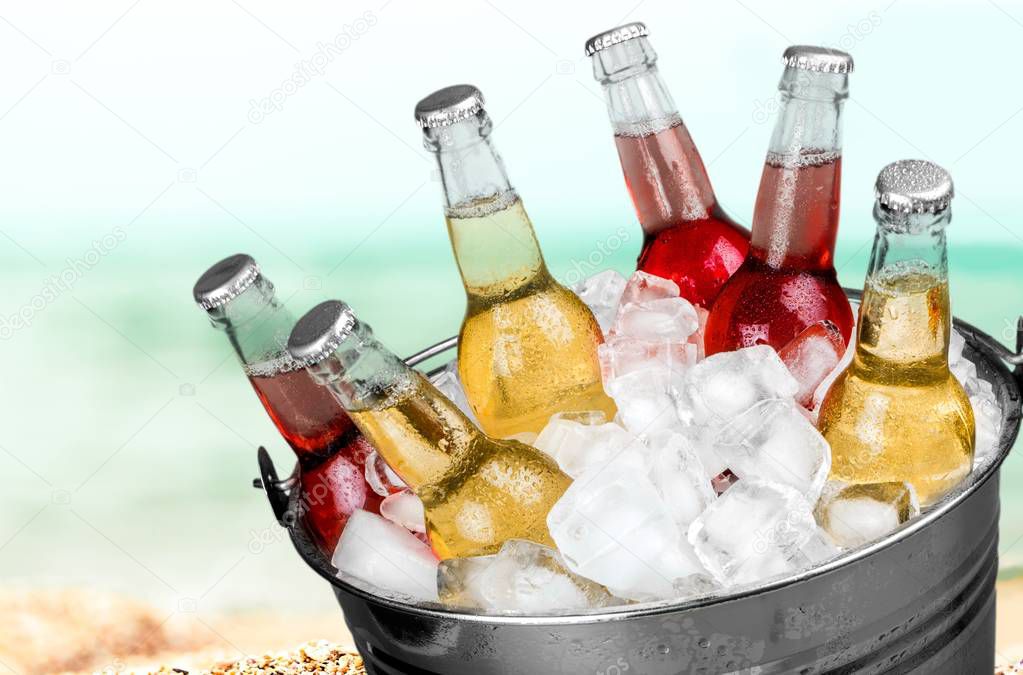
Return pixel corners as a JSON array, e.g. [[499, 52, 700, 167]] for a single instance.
[[818, 161, 975, 506], [416, 84, 615, 440], [586, 22, 749, 307], [705, 46, 855, 354], [287, 300, 572, 559], [192, 255, 381, 551]]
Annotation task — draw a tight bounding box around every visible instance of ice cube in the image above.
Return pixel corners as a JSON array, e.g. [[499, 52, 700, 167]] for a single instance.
[[437, 539, 618, 612], [572, 270, 628, 334], [676, 345, 799, 428], [598, 336, 698, 380], [554, 410, 609, 425], [971, 393, 1003, 469], [605, 367, 682, 434], [691, 305, 710, 361], [713, 399, 831, 503], [948, 328, 966, 366], [548, 452, 704, 600], [610, 297, 700, 342], [779, 320, 846, 409], [812, 326, 856, 412], [950, 353, 978, 389], [430, 361, 479, 424], [619, 270, 680, 306], [947, 334, 1003, 468], [710, 469, 740, 495], [644, 430, 715, 529], [672, 573, 723, 601], [301, 451, 373, 552], [332, 510, 439, 602], [687, 480, 837, 587], [533, 413, 640, 478], [814, 481, 919, 549], [364, 449, 407, 497], [380, 489, 426, 534]]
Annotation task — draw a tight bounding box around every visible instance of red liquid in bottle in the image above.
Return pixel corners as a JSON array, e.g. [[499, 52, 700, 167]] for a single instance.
[[300, 436, 379, 552], [704, 152, 854, 354], [248, 357, 382, 552], [615, 122, 749, 307]]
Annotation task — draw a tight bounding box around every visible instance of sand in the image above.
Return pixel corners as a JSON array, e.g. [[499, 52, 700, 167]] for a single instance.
[[2, 582, 1021, 673]]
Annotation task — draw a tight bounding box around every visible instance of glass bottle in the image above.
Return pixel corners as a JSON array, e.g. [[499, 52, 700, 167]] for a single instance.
[[193, 254, 381, 551], [587, 22, 749, 307], [818, 160, 975, 506], [416, 84, 616, 440], [705, 46, 855, 354], [287, 300, 572, 559]]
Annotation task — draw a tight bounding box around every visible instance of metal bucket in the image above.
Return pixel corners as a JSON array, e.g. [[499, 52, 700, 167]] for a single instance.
[[256, 304, 1023, 675]]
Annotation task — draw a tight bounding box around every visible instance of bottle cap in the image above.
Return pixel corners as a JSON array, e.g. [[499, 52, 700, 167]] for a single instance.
[[414, 85, 486, 129], [193, 253, 262, 310], [287, 300, 356, 367], [875, 159, 954, 214], [584, 22, 648, 56], [782, 45, 854, 74]]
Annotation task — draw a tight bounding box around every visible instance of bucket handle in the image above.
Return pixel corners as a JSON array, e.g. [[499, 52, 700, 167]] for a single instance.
[[1005, 317, 1023, 389], [253, 447, 295, 527]]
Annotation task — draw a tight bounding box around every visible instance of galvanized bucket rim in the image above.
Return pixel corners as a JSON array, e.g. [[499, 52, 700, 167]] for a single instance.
[[263, 295, 1022, 626]]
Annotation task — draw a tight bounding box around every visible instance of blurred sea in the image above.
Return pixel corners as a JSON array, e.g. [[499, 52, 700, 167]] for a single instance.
[[0, 234, 1020, 615]]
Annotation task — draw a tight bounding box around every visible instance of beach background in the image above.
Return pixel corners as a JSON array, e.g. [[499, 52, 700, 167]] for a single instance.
[[0, 0, 1022, 670]]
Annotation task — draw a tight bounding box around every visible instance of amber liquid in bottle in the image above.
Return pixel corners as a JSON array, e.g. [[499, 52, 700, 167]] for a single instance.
[[818, 190, 975, 506], [426, 100, 614, 440], [448, 194, 616, 439], [305, 313, 572, 560]]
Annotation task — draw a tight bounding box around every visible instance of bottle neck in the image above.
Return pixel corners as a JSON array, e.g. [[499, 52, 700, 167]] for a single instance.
[[425, 115, 549, 298], [751, 69, 848, 270], [867, 205, 950, 279], [854, 206, 952, 376], [595, 37, 717, 232], [305, 319, 477, 489], [205, 277, 295, 368]]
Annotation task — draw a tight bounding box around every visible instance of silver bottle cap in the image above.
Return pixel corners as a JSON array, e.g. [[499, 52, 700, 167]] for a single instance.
[[415, 84, 486, 129], [584, 22, 648, 56], [875, 159, 954, 214], [193, 253, 262, 311], [287, 300, 356, 367], [782, 45, 854, 74]]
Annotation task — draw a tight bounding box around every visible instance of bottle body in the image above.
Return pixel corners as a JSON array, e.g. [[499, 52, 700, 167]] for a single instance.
[[704, 64, 854, 354], [346, 374, 570, 559], [246, 354, 380, 551], [422, 92, 615, 439], [246, 354, 364, 466], [594, 34, 748, 307], [449, 195, 616, 439], [617, 121, 749, 306], [299, 308, 572, 559], [818, 197, 975, 506], [195, 262, 379, 552]]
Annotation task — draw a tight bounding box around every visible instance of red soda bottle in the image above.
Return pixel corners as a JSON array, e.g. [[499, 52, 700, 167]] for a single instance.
[[586, 23, 749, 307], [193, 254, 381, 552], [705, 46, 855, 354]]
